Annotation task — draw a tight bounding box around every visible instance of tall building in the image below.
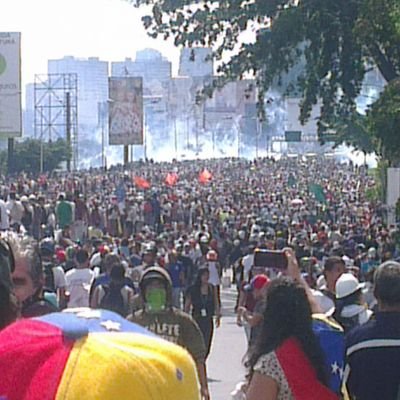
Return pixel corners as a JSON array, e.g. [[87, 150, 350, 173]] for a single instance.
[[47, 56, 109, 139], [179, 48, 213, 78], [111, 49, 172, 87]]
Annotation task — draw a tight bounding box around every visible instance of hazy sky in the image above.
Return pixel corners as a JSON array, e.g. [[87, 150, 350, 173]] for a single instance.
[[0, 0, 181, 86]]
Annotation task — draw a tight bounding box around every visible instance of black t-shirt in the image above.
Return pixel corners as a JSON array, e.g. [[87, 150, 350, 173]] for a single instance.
[[187, 284, 215, 319]]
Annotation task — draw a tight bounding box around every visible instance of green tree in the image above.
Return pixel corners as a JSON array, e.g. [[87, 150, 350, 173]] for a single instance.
[[367, 78, 400, 166], [332, 112, 376, 158], [0, 138, 71, 174], [134, 0, 400, 154]]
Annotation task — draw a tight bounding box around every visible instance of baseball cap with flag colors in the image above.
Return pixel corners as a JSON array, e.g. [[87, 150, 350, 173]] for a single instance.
[[0, 308, 201, 400]]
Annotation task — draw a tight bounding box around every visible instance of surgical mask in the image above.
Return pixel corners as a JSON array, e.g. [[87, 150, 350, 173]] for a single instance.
[[145, 288, 167, 313]]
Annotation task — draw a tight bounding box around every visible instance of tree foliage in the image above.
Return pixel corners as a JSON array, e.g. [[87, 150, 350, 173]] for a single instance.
[[0, 138, 71, 175], [367, 78, 400, 166], [133, 0, 400, 158], [332, 112, 376, 156]]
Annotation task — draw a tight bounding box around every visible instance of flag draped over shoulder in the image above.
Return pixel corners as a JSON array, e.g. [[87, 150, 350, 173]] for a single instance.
[[275, 338, 338, 400], [165, 172, 178, 186], [309, 183, 327, 203], [312, 314, 345, 395], [134, 176, 150, 189], [199, 169, 212, 184]]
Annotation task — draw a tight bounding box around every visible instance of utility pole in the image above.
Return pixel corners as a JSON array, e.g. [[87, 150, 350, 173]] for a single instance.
[[124, 145, 129, 165], [237, 124, 240, 158], [66, 92, 71, 171], [7, 138, 14, 174], [174, 116, 178, 158], [40, 109, 44, 173], [256, 118, 259, 159]]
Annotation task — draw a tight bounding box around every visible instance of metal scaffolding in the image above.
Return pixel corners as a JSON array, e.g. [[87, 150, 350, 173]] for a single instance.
[[34, 73, 78, 171]]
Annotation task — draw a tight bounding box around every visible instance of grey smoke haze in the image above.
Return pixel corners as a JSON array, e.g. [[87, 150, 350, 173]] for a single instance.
[[79, 75, 383, 169]]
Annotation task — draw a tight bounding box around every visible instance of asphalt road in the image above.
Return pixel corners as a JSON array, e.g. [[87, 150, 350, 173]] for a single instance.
[[207, 283, 248, 400]]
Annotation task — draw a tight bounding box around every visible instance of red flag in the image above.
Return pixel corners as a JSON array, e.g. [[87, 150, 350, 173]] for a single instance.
[[134, 176, 151, 189], [199, 169, 212, 184], [165, 172, 178, 186], [275, 338, 338, 400]]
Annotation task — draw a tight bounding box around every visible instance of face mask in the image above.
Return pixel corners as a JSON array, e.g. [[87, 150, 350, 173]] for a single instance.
[[145, 288, 167, 313]]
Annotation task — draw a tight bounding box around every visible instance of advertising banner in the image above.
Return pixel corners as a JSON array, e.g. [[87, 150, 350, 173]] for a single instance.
[[109, 77, 143, 145], [0, 32, 21, 138]]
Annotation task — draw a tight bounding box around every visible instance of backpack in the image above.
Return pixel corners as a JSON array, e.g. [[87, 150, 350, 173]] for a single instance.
[[43, 261, 56, 292], [99, 283, 130, 317]]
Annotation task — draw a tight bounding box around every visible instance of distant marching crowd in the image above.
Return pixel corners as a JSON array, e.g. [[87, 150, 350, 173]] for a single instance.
[[0, 155, 399, 400]]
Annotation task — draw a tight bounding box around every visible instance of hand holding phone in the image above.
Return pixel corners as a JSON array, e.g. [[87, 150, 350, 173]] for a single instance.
[[284, 248, 301, 280], [253, 249, 288, 269]]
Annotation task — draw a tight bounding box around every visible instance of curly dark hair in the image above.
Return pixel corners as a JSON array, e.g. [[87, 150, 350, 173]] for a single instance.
[[245, 276, 328, 386]]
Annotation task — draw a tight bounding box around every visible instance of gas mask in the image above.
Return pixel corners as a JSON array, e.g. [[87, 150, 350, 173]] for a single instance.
[[145, 288, 167, 313]]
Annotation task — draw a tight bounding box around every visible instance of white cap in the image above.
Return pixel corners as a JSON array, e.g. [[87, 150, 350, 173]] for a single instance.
[[335, 273, 364, 299]]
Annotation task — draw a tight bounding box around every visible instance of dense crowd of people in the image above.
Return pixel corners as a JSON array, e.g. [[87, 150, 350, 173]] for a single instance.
[[0, 155, 399, 400]]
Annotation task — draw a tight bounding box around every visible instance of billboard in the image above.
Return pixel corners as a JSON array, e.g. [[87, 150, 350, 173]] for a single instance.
[[0, 32, 21, 138], [109, 77, 143, 145]]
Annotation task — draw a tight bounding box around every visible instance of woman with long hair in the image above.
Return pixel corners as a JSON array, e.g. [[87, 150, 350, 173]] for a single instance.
[[185, 267, 221, 359], [244, 250, 338, 400]]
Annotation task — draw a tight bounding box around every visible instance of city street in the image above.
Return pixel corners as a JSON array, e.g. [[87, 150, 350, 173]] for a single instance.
[[208, 283, 247, 400]]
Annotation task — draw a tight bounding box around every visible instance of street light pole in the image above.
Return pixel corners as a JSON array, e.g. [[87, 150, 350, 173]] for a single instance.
[[40, 108, 44, 173], [256, 118, 259, 159], [101, 103, 105, 169], [144, 111, 147, 160], [174, 115, 178, 158], [237, 125, 240, 158]]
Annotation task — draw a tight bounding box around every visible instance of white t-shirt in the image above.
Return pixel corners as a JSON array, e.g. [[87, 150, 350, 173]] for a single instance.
[[90, 252, 102, 268], [207, 261, 220, 286], [65, 268, 95, 308], [6, 200, 24, 224], [312, 288, 335, 314], [53, 266, 67, 289], [242, 254, 254, 282], [0, 200, 9, 230]]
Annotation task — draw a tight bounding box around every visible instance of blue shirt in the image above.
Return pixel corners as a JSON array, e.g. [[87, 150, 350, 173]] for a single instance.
[[167, 262, 184, 288], [344, 312, 400, 400]]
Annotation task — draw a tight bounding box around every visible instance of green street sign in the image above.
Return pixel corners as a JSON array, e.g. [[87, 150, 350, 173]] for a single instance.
[[0, 54, 6, 75], [285, 131, 302, 142]]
